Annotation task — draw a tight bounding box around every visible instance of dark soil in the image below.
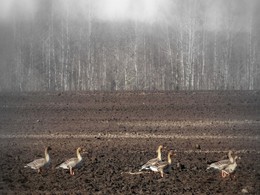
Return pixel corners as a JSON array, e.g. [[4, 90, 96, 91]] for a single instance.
[[0, 91, 259, 194]]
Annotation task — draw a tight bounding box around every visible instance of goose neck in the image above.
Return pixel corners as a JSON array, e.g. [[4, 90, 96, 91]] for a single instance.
[[167, 153, 172, 164], [157, 149, 162, 160], [77, 149, 82, 160], [45, 148, 50, 162], [228, 151, 234, 163]]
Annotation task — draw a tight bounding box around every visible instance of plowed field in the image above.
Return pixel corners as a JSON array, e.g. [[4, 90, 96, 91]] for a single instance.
[[0, 91, 259, 194]]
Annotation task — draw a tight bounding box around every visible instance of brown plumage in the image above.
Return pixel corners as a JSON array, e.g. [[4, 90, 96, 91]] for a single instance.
[[56, 147, 83, 175], [207, 150, 238, 178], [24, 146, 52, 173], [149, 150, 175, 177], [139, 145, 164, 171]]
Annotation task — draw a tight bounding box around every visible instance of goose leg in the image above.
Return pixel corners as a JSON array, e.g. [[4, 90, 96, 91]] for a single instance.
[[38, 168, 42, 173], [160, 171, 164, 178], [221, 170, 229, 178], [221, 170, 226, 177], [69, 167, 74, 176]]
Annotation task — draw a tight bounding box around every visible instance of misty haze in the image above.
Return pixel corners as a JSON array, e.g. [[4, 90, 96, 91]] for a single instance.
[[0, 0, 259, 91], [0, 1, 260, 194]]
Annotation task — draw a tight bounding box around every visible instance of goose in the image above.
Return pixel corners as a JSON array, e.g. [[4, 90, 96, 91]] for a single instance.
[[56, 147, 83, 175], [24, 146, 52, 173], [139, 145, 164, 171], [222, 156, 238, 177], [149, 150, 175, 177], [207, 150, 238, 178]]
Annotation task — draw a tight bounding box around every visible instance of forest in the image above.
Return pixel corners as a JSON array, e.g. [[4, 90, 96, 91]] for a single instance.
[[0, 0, 259, 91]]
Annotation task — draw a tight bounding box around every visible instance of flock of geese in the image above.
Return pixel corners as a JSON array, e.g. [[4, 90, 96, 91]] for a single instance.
[[24, 145, 238, 178], [24, 147, 84, 176], [139, 145, 238, 178]]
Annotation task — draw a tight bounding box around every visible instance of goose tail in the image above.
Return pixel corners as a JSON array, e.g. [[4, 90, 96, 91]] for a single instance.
[[56, 163, 68, 169], [139, 165, 150, 172]]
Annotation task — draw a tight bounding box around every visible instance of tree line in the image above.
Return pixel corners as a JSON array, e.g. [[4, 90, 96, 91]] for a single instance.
[[0, 0, 259, 91]]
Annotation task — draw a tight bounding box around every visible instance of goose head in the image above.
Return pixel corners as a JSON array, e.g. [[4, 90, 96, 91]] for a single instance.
[[157, 145, 163, 151], [227, 150, 233, 158], [77, 147, 87, 155], [157, 145, 167, 153], [76, 147, 83, 160], [46, 146, 52, 151], [233, 155, 239, 162], [167, 150, 177, 164], [77, 147, 83, 153], [44, 146, 52, 154]]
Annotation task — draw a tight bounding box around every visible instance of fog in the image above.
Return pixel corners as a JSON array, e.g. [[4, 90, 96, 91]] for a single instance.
[[1, 0, 256, 27], [95, 0, 174, 23], [0, 0, 259, 91], [0, 0, 171, 22]]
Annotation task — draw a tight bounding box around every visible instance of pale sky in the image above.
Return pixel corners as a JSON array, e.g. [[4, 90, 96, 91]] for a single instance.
[[0, 0, 256, 31], [0, 0, 36, 21], [0, 0, 173, 23], [95, 0, 172, 23]]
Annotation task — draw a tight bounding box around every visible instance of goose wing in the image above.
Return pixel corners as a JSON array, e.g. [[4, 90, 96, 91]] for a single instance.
[[57, 157, 81, 169], [207, 159, 231, 170], [224, 162, 237, 174], [140, 157, 160, 171], [25, 158, 46, 170], [149, 160, 168, 172]]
